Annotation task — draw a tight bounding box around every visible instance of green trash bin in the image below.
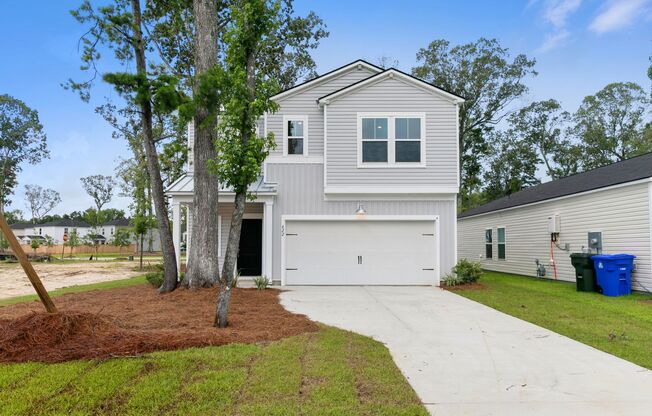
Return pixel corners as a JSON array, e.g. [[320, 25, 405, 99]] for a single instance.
[[570, 253, 597, 292]]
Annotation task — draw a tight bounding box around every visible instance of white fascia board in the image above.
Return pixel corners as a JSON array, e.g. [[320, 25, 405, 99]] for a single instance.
[[271, 61, 382, 102], [459, 177, 652, 221], [324, 186, 459, 194], [318, 69, 464, 106]]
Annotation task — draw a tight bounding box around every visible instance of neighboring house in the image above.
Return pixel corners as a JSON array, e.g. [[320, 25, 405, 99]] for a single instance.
[[102, 218, 161, 252], [37, 219, 92, 244], [9, 223, 34, 241], [167, 59, 464, 285], [457, 153, 652, 291]]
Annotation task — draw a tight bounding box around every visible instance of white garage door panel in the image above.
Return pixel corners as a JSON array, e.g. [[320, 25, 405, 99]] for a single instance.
[[285, 220, 436, 285]]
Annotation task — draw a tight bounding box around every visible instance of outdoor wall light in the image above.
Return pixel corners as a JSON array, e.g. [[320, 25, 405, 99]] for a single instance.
[[355, 203, 366, 218]]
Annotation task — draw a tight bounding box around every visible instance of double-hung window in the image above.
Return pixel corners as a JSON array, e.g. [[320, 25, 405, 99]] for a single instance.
[[485, 229, 493, 259], [497, 227, 506, 260], [284, 115, 308, 156], [359, 114, 425, 166]]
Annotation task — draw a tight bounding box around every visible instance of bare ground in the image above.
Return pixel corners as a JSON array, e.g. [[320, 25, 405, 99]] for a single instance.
[[0, 261, 142, 299]]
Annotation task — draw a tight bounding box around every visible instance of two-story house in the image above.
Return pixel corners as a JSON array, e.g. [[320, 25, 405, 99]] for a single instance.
[[166, 60, 463, 285]]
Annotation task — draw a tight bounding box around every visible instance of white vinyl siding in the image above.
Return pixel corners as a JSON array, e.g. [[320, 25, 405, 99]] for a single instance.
[[326, 77, 458, 188], [266, 67, 377, 157], [458, 182, 652, 291]]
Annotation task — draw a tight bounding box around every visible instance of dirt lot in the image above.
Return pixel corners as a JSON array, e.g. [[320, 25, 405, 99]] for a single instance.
[[0, 284, 318, 363], [0, 261, 142, 300]]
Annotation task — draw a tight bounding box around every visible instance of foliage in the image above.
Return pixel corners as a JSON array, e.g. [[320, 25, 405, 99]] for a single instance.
[[30, 238, 41, 251], [412, 38, 537, 210], [145, 271, 164, 288], [111, 227, 132, 250], [80, 175, 116, 213], [43, 235, 55, 248], [572, 82, 651, 170], [0, 94, 49, 211], [441, 273, 463, 287], [65, 230, 81, 255], [4, 209, 24, 224], [230, 272, 240, 289], [451, 258, 483, 284], [24, 184, 61, 223], [0, 234, 9, 250], [253, 275, 270, 290]]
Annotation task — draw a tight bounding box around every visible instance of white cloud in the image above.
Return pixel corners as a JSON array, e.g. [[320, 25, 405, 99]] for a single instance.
[[537, 30, 571, 52], [543, 0, 582, 28], [535, 0, 582, 52], [589, 0, 649, 33]]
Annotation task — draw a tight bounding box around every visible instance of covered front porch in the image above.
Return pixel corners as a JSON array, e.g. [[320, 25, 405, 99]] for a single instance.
[[166, 174, 277, 280]]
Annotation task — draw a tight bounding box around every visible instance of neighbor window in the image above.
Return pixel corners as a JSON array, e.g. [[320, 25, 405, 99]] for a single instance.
[[359, 114, 424, 165], [485, 229, 493, 259], [361, 117, 388, 162], [497, 227, 506, 260], [285, 117, 307, 155]]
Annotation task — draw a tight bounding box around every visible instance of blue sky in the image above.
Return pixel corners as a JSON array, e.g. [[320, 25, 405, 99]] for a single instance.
[[0, 0, 650, 216]]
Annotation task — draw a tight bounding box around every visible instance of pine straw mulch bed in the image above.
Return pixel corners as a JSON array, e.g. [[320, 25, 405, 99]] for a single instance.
[[0, 284, 318, 364]]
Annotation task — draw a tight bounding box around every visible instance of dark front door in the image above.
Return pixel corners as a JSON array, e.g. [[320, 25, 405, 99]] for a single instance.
[[238, 219, 262, 276]]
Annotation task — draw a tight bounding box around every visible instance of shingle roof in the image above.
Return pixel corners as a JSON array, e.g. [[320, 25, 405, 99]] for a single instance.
[[40, 219, 91, 227], [459, 152, 652, 219], [10, 223, 33, 229], [103, 218, 130, 226]]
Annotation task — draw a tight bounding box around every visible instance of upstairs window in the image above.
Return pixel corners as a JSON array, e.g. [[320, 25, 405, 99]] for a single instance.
[[497, 227, 506, 260], [284, 116, 308, 156], [485, 229, 493, 259], [358, 114, 425, 166]]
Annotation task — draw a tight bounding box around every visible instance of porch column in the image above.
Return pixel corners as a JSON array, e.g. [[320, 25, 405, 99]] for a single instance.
[[262, 200, 274, 281], [186, 205, 193, 256], [172, 199, 181, 274]]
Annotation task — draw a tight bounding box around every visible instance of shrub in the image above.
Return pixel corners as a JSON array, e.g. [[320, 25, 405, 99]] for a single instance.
[[452, 258, 483, 284], [253, 276, 270, 290], [441, 273, 462, 287], [145, 271, 164, 288], [230, 273, 240, 289]]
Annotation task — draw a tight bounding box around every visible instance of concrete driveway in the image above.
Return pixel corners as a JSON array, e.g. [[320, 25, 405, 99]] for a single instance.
[[280, 286, 652, 416]]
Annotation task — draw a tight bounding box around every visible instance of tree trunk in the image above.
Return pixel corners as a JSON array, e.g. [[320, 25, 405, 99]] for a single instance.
[[215, 49, 257, 328], [181, 0, 221, 289], [139, 233, 144, 270], [215, 190, 246, 327], [131, 0, 178, 293]]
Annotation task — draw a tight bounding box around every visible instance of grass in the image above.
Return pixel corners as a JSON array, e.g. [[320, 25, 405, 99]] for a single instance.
[[0, 327, 427, 415], [0, 275, 148, 307], [454, 271, 652, 369]]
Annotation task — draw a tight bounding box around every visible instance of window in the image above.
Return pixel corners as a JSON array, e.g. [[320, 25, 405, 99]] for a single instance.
[[284, 116, 308, 156], [358, 114, 425, 166], [64, 227, 68, 234], [485, 229, 493, 259], [497, 227, 506, 260], [39, 228, 42, 235], [361, 117, 388, 162]]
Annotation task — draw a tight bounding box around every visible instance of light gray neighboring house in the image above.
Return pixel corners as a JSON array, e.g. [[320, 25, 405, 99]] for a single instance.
[[167, 59, 464, 285], [11, 219, 92, 244], [458, 153, 652, 291]]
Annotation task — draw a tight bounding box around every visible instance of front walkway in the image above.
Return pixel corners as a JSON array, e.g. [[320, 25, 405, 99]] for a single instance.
[[280, 286, 652, 415]]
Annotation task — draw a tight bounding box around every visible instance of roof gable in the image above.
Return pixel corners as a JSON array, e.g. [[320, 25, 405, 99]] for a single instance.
[[317, 68, 465, 105], [271, 60, 382, 101]]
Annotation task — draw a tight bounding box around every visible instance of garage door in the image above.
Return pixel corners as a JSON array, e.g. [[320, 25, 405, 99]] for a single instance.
[[284, 219, 437, 285]]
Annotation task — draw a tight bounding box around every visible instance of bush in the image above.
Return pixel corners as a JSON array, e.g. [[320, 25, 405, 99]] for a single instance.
[[441, 273, 462, 287], [253, 276, 270, 290], [145, 271, 164, 288], [452, 258, 483, 284]]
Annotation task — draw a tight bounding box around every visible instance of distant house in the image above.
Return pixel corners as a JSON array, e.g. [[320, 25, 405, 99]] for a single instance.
[[38, 219, 92, 244], [458, 153, 652, 291], [101, 218, 161, 252]]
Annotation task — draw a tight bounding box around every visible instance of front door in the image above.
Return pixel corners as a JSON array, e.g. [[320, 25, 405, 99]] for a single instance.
[[238, 219, 262, 276]]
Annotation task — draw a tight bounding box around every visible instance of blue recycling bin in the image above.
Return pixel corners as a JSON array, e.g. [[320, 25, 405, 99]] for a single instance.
[[591, 254, 636, 296]]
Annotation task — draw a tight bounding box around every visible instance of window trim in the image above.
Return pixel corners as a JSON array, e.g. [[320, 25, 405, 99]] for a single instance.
[[283, 115, 309, 157], [357, 112, 426, 168], [497, 226, 506, 260], [485, 228, 493, 260]]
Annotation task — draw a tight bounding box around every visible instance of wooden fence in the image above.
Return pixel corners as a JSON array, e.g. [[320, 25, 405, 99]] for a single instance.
[[20, 244, 138, 255]]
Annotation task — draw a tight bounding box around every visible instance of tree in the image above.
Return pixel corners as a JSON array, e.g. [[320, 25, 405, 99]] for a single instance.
[[30, 238, 41, 254], [4, 209, 24, 224], [69, 0, 180, 293], [375, 55, 398, 69], [483, 132, 540, 201], [111, 227, 132, 255], [213, 0, 281, 327], [65, 229, 80, 258], [573, 82, 651, 170], [80, 175, 115, 212], [43, 235, 55, 256], [411, 39, 537, 210], [24, 184, 61, 224], [0, 94, 49, 213], [506, 100, 579, 180], [180, 0, 223, 289]]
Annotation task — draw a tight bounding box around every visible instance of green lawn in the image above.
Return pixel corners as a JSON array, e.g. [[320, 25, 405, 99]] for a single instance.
[[0, 278, 426, 415], [455, 271, 652, 369]]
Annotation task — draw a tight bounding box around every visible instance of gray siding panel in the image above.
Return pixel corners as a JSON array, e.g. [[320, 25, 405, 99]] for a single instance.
[[458, 182, 652, 291], [266, 67, 377, 157], [267, 163, 457, 281], [326, 77, 458, 187]]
